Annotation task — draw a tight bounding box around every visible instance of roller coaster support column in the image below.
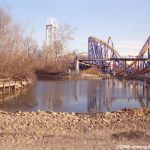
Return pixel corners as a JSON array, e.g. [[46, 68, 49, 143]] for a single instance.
[[75, 56, 80, 74]]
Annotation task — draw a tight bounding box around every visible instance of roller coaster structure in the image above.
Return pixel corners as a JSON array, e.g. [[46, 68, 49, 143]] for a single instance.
[[84, 35, 150, 75]]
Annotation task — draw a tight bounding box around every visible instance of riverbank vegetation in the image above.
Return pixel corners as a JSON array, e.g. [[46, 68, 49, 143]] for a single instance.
[[36, 22, 76, 75], [0, 7, 76, 81], [0, 7, 38, 80]]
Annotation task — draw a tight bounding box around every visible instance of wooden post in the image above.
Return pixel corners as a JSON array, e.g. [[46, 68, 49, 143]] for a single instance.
[[3, 81, 5, 94], [21, 80, 23, 90], [14, 80, 16, 91], [9, 81, 10, 93], [0, 81, 2, 93]]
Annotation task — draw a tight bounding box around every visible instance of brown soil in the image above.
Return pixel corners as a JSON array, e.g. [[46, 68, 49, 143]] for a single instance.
[[0, 109, 150, 150], [67, 73, 111, 80], [81, 68, 100, 75]]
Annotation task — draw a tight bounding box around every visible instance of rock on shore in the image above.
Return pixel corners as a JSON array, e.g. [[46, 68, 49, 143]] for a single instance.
[[0, 108, 150, 150]]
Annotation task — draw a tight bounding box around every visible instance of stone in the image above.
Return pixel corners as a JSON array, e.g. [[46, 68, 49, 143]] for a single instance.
[[51, 111, 57, 115], [71, 112, 76, 116], [37, 109, 41, 112]]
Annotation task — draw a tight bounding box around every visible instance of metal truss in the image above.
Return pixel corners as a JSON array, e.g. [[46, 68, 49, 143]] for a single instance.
[[87, 35, 150, 75]]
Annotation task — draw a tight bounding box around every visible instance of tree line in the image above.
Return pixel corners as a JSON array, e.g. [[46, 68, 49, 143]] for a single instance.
[[0, 7, 76, 80]]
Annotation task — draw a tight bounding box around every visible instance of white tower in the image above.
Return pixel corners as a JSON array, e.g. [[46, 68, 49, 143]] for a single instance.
[[46, 18, 57, 47]]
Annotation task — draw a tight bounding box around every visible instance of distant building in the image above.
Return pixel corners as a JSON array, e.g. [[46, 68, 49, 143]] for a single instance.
[[46, 18, 57, 47]]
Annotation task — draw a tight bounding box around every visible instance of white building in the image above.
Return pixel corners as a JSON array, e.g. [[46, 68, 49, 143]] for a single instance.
[[46, 18, 57, 47]]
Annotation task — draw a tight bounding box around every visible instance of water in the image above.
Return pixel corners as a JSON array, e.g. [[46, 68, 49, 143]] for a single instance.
[[0, 79, 150, 112]]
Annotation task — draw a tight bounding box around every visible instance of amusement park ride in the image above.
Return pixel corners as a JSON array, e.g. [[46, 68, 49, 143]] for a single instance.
[[79, 35, 150, 76]]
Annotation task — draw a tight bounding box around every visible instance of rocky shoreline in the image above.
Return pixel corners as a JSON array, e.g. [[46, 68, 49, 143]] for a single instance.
[[0, 108, 150, 150]]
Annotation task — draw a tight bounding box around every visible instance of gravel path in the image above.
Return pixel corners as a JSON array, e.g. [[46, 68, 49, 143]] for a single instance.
[[0, 109, 150, 150]]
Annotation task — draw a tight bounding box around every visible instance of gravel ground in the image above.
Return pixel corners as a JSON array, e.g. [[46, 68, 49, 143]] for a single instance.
[[0, 108, 150, 150]]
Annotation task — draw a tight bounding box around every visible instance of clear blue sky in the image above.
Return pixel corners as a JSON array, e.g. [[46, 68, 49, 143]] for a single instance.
[[0, 0, 150, 55]]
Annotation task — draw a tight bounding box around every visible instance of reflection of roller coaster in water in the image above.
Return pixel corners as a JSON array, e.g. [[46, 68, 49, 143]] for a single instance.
[[87, 79, 150, 112], [0, 80, 149, 112], [79, 35, 150, 76]]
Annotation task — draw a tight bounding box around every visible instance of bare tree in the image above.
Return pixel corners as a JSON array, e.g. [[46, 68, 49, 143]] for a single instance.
[[23, 36, 38, 57], [40, 23, 75, 73], [55, 24, 75, 56], [0, 7, 39, 80]]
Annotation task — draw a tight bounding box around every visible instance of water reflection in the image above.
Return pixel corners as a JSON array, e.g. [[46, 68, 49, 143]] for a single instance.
[[87, 79, 150, 112], [0, 79, 149, 112], [0, 87, 37, 112]]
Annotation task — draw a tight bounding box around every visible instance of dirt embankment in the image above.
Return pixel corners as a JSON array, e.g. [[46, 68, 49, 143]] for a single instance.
[[0, 108, 150, 150], [66, 73, 111, 80]]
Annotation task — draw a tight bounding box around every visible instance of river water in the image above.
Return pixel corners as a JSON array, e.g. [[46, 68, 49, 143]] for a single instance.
[[0, 79, 150, 112]]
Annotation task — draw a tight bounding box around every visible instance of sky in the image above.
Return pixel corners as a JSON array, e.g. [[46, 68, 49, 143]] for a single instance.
[[0, 0, 150, 56]]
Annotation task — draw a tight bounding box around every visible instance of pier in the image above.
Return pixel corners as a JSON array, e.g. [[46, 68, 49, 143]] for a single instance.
[[0, 79, 31, 95]]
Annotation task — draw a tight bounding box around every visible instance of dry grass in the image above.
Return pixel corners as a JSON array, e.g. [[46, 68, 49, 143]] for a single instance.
[[81, 67, 100, 75]]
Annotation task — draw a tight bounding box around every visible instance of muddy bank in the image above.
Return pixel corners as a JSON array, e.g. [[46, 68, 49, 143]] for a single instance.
[[67, 73, 101, 80], [0, 108, 150, 150], [36, 71, 111, 80], [66, 73, 111, 80]]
